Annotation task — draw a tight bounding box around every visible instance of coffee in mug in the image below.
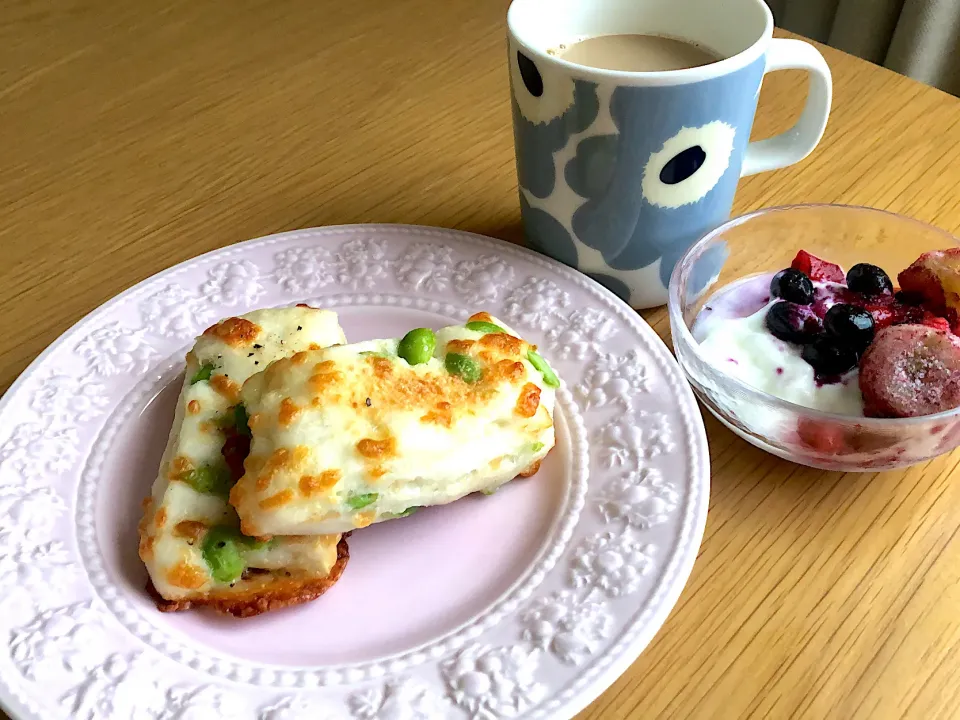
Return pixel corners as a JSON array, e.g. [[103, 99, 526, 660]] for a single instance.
[[556, 34, 721, 72]]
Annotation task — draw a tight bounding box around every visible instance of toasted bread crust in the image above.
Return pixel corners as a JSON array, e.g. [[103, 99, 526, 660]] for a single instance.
[[147, 536, 350, 618]]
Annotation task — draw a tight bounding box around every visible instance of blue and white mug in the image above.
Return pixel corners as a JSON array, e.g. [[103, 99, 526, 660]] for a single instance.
[[507, 0, 832, 308]]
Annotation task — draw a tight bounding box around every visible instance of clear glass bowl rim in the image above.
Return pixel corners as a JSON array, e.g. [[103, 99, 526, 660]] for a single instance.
[[668, 202, 960, 428]]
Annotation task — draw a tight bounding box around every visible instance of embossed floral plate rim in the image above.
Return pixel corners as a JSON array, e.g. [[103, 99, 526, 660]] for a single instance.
[[0, 224, 709, 720]]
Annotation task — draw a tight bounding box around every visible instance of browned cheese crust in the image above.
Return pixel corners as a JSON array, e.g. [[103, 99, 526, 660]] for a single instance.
[[146, 536, 350, 618], [517, 459, 542, 478]]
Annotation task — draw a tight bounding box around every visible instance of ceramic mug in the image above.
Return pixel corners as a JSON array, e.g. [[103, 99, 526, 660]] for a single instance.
[[506, 0, 832, 308]]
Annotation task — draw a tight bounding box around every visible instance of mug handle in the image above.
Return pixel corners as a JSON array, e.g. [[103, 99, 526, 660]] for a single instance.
[[740, 38, 832, 177]]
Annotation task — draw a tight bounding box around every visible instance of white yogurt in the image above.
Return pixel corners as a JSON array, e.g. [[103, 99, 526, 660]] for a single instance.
[[693, 275, 865, 416]]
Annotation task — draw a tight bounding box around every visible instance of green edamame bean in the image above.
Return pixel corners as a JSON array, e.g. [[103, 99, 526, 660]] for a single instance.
[[527, 351, 560, 388], [445, 353, 482, 383], [347, 492, 378, 510], [397, 328, 436, 365], [182, 464, 233, 498], [190, 362, 215, 384], [383, 505, 420, 519], [240, 534, 272, 551], [201, 526, 246, 584], [233, 403, 251, 438], [465, 320, 507, 334], [220, 404, 251, 436]]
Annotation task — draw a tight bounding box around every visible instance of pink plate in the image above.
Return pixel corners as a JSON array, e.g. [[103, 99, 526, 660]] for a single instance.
[[0, 225, 709, 719]]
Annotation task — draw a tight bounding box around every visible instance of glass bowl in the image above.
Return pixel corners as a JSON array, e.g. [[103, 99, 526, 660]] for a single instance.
[[668, 204, 960, 472]]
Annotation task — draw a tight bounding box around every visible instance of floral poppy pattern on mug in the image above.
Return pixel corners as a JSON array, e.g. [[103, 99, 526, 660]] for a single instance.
[[510, 45, 766, 306]]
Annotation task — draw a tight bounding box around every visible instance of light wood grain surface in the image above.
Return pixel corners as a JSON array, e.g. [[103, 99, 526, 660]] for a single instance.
[[4, 1, 960, 718]]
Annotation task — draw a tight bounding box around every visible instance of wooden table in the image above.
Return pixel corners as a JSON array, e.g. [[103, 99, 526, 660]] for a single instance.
[[4, 1, 960, 718]]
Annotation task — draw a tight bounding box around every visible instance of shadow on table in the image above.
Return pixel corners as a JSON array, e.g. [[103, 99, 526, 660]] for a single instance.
[[463, 218, 526, 247]]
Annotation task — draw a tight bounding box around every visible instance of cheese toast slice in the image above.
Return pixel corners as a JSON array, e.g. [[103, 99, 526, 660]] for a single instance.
[[138, 306, 349, 617], [229, 313, 557, 536]]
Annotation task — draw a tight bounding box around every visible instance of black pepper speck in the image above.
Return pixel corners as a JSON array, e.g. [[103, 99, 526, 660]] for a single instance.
[[253, 344, 263, 349], [297, 326, 302, 331], [365, 397, 372, 407]]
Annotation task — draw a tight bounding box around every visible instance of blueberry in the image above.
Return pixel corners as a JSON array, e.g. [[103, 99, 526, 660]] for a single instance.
[[824, 303, 875, 351], [801, 338, 859, 378], [770, 269, 815, 305], [846, 263, 893, 295], [764, 301, 823, 344]]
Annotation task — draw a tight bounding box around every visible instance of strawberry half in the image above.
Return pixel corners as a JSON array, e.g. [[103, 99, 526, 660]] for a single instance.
[[796, 418, 848, 454], [864, 302, 924, 330], [791, 250, 846, 283], [920, 314, 952, 333]]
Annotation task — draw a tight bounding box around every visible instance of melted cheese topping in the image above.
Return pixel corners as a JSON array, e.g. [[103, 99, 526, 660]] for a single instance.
[[139, 307, 347, 601], [230, 316, 557, 535]]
